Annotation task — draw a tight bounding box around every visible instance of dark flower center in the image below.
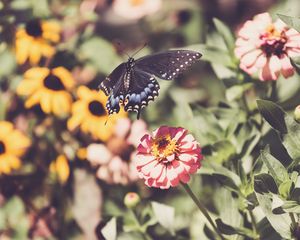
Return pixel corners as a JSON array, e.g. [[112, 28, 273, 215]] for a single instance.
[[0, 141, 6, 155], [261, 40, 287, 57], [157, 138, 170, 150], [88, 100, 106, 116], [43, 73, 65, 91], [25, 19, 43, 37]]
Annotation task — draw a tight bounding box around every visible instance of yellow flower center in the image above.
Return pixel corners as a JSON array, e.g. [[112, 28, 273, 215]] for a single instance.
[[88, 100, 106, 117], [25, 19, 43, 38], [0, 141, 5, 155], [130, 0, 145, 6], [151, 134, 177, 160], [265, 24, 281, 38], [43, 73, 66, 91]]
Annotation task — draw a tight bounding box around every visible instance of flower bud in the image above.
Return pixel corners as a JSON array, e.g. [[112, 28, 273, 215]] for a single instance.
[[294, 105, 300, 122], [124, 192, 140, 208]]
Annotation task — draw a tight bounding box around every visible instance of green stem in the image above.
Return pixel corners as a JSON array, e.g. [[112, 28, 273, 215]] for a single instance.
[[289, 212, 297, 228], [249, 209, 258, 237], [181, 183, 225, 240]]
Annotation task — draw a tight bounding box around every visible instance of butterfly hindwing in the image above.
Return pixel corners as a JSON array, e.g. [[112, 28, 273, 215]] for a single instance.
[[124, 70, 160, 116], [135, 50, 201, 80]]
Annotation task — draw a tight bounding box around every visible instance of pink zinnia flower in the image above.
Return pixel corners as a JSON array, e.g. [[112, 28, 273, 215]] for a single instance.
[[136, 126, 202, 189], [235, 12, 300, 81], [86, 118, 148, 185]]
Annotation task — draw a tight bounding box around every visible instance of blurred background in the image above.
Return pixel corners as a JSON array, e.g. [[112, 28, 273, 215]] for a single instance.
[[0, 0, 300, 239]]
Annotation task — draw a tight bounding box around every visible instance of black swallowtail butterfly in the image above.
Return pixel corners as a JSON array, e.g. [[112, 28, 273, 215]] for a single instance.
[[99, 50, 202, 119]]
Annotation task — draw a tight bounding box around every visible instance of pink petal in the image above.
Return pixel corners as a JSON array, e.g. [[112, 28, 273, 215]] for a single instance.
[[241, 49, 262, 67], [280, 55, 295, 78], [114, 118, 131, 139]]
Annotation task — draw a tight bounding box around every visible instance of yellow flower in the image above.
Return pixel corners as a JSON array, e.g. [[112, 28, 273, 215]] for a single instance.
[[67, 86, 126, 141], [0, 121, 31, 175], [15, 19, 60, 65], [17, 67, 74, 116], [49, 155, 70, 184]]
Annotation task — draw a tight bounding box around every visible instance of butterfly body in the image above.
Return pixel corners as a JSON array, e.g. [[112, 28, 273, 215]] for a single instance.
[[99, 50, 202, 118]]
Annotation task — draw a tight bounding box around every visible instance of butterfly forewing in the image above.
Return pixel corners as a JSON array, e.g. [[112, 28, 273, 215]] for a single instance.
[[99, 63, 126, 96], [135, 50, 201, 80]]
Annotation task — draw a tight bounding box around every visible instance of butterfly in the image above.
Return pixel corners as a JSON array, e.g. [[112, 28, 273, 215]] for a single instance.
[[99, 49, 202, 119]]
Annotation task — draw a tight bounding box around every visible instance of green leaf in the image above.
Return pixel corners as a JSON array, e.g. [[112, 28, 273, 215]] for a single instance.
[[277, 14, 300, 32], [256, 100, 287, 133], [185, 44, 233, 67], [151, 202, 175, 235], [101, 217, 117, 240], [281, 201, 300, 213], [211, 140, 236, 164], [254, 173, 278, 194], [226, 83, 253, 102], [212, 173, 240, 192], [278, 180, 294, 199], [255, 193, 292, 239], [259, 150, 289, 184], [79, 37, 122, 75], [213, 18, 235, 53], [216, 218, 257, 238]]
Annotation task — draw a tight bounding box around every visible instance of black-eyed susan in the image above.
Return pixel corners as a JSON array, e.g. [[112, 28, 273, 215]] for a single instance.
[[67, 86, 126, 141], [17, 67, 74, 116], [49, 155, 70, 184], [15, 19, 60, 65], [0, 121, 31, 175]]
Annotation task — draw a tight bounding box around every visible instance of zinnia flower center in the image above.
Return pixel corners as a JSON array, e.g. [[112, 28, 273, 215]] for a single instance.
[[43, 73, 66, 91], [260, 24, 287, 57], [88, 100, 106, 116], [151, 135, 177, 160], [25, 19, 43, 37], [130, 0, 145, 6], [0, 141, 6, 155]]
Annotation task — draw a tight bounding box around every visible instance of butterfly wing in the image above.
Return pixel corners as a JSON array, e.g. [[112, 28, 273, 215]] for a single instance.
[[135, 50, 201, 80], [99, 63, 126, 96]]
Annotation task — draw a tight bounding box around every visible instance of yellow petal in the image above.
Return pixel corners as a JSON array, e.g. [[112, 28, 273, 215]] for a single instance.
[[57, 92, 72, 115], [17, 79, 41, 96], [29, 41, 42, 65], [0, 156, 11, 174], [8, 155, 21, 170], [41, 43, 55, 58], [77, 148, 87, 160], [5, 131, 30, 157], [52, 67, 74, 89], [24, 67, 49, 81], [67, 113, 84, 131], [15, 38, 31, 64], [0, 121, 14, 139], [25, 90, 44, 108], [40, 91, 52, 114], [56, 155, 69, 183], [77, 86, 92, 100]]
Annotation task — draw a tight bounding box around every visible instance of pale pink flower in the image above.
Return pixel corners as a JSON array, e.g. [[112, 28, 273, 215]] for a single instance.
[[235, 12, 300, 81], [86, 118, 148, 185], [136, 126, 202, 189], [112, 0, 162, 20]]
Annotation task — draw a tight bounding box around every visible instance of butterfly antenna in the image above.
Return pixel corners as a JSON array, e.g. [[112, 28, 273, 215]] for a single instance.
[[131, 43, 148, 58]]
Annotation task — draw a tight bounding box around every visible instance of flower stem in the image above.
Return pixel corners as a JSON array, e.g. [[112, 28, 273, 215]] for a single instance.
[[181, 183, 225, 240], [249, 209, 258, 237]]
